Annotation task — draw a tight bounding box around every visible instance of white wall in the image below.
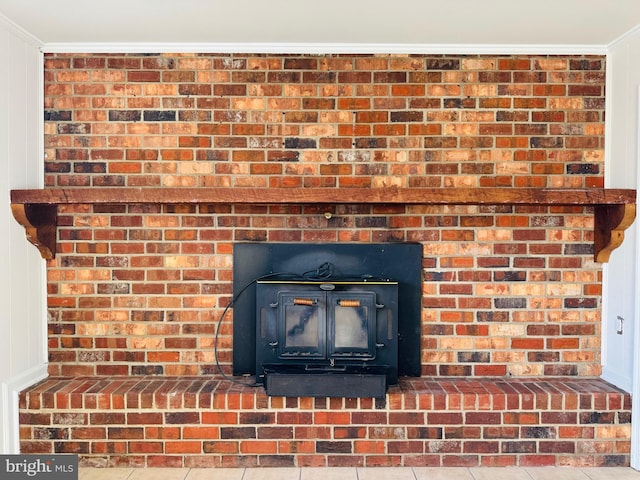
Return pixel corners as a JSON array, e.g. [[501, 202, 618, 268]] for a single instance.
[[601, 32, 640, 392], [0, 15, 47, 454], [605, 27, 640, 469]]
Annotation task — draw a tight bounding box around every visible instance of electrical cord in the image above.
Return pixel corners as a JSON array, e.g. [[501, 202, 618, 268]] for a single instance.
[[301, 262, 334, 280], [213, 271, 293, 387]]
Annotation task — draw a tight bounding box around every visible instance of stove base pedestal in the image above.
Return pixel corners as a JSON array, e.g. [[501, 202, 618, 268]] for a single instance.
[[264, 372, 387, 398]]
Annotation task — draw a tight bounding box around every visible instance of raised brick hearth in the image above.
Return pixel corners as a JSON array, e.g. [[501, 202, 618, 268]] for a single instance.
[[20, 376, 630, 468], [16, 52, 633, 467]]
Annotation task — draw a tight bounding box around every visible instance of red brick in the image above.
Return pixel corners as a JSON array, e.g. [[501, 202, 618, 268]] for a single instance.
[[511, 338, 544, 350], [465, 413, 501, 425], [165, 441, 202, 454], [127, 413, 163, 425], [464, 441, 499, 453], [503, 413, 540, 425], [128, 441, 163, 453], [391, 84, 426, 96], [70, 427, 106, 439], [203, 441, 239, 454], [144, 427, 180, 440], [313, 412, 351, 425], [519, 455, 557, 467], [354, 440, 385, 454], [127, 71, 161, 82], [240, 440, 278, 454], [388, 412, 424, 425], [443, 455, 479, 467]]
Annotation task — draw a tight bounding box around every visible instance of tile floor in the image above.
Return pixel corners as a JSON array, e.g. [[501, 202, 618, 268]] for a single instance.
[[79, 467, 640, 480]]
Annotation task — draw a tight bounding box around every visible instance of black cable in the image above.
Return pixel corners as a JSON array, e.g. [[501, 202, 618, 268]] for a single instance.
[[213, 270, 296, 387], [301, 261, 334, 280]]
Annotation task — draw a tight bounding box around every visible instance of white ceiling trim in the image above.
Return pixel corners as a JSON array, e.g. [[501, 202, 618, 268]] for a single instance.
[[609, 22, 640, 49], [0, 12, 43, 47], [41, 42, 609, 56]]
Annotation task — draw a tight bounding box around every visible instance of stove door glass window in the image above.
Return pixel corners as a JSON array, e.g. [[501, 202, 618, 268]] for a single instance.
[[328, 292, 376, 359], [278, 292, 326, 358]]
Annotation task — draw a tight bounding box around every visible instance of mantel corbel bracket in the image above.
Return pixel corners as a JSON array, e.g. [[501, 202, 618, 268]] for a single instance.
[[11, 203, 57, 260], [594, 203, 637, 263]]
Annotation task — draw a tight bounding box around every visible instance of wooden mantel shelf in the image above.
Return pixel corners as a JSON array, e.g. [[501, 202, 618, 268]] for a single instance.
[[10, 187, 637, 263]]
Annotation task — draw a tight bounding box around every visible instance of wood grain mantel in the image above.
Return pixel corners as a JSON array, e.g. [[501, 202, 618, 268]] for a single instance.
[[10, 187, 637, 263]]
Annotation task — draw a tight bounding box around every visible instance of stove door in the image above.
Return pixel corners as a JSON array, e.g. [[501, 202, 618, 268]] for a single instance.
[[277, 291, 326, 359], [328, 291, 377, 359]]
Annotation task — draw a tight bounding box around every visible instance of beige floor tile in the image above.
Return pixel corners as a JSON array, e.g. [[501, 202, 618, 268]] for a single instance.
[[300, 467, 358, 480], [413, 467, 474, 480], [79, 468, 134, 480], [185, 468, 246, 480], [526, 467, 590, 480], [581, 468, 640, 480], [128, 468, 189, 480], [78, 466, 640, 480], [242, 467, 301, 480], [469, 467, 532, 480], [357, 467, 416, 480]]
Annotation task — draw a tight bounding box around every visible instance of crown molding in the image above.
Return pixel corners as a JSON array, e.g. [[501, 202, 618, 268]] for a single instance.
[[41, 42, 608, 55], [609, 22, 640, 49], [0, 12, 43, 48]]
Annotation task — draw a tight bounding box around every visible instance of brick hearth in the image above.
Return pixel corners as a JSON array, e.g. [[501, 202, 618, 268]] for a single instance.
[[19, 376, 630, 468]]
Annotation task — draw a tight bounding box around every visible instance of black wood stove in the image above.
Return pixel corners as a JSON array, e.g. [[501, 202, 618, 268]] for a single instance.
[[255, 278, 398, 398], [232, 243, 423, 398]]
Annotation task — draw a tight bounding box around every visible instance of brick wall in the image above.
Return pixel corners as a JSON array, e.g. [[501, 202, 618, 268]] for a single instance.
[[43, 53, 606, 379], [22, 52, 633, 468]]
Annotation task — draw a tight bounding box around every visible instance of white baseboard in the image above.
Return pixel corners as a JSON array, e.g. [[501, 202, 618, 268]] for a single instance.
[[0, 364, 48, 454], [601, 367, 632, 393]]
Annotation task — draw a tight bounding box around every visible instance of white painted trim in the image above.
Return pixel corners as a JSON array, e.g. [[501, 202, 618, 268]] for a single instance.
[[604, 50, 613, 189], [630, 89, 640, 472], [41, 42, 609, 55], [36, 50, 45, 185], [599, 52, 635, 393], [0, 12, 43, 48], [601, 366, 632, 394], [609, 23, 640, 50], [0, 364, 48, 454], [632, 215, 640, 471]]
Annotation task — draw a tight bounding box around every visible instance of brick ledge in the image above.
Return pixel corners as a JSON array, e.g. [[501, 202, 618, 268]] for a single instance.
[[19, 376, 632, 468], [20, 375, 631, 411]]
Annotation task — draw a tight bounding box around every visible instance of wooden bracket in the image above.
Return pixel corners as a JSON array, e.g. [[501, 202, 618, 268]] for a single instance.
[[594, 203, 637, 263], [11, 203, 57, 260]]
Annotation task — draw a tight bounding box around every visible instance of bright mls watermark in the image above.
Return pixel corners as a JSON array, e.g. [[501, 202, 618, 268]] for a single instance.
[[0, 455, 77, 480]]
